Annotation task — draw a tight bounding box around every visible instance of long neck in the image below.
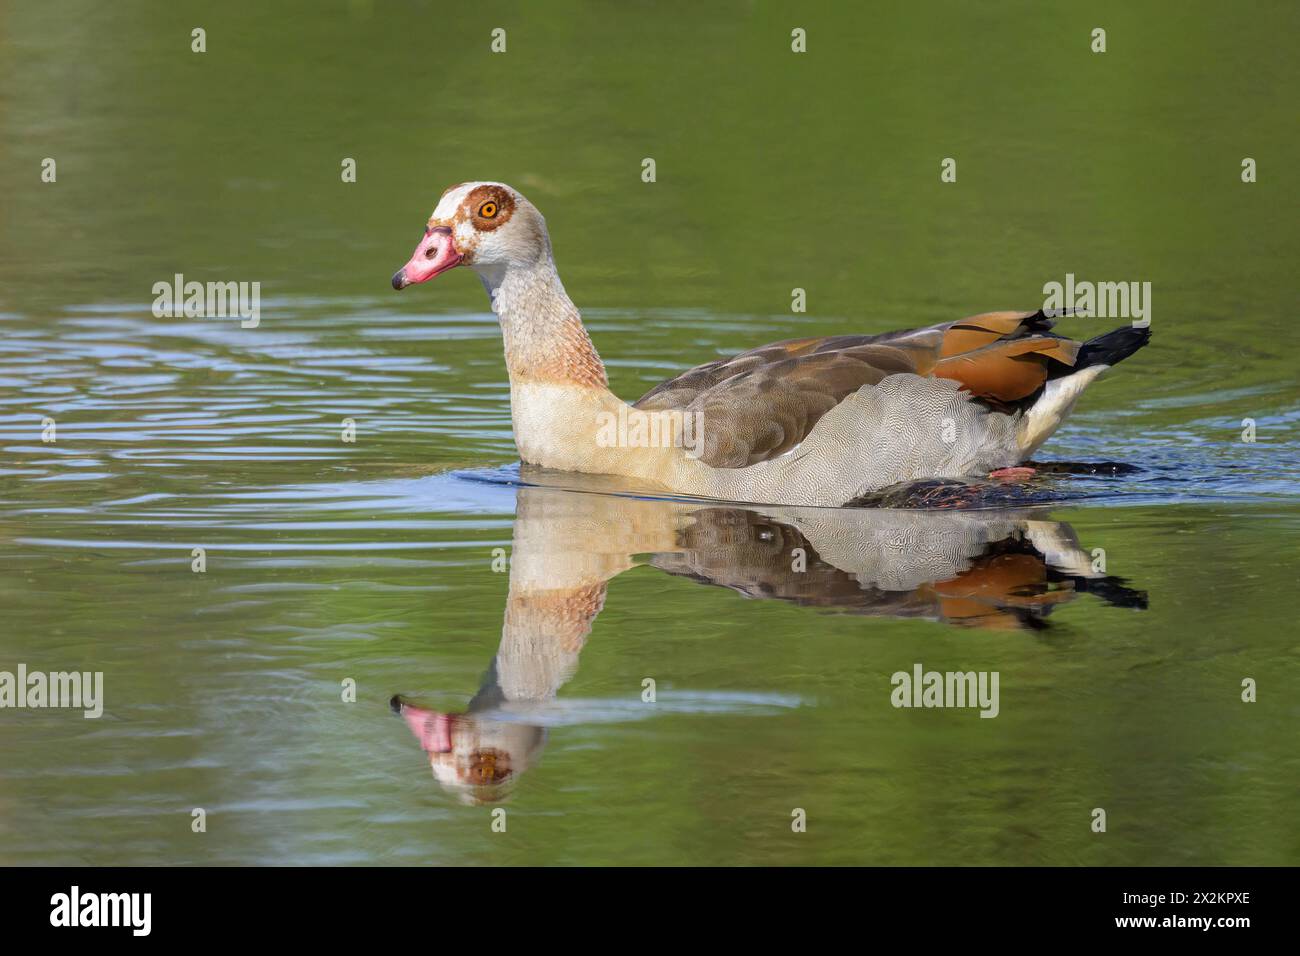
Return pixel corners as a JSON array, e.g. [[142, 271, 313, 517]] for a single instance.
[[480, 256, 607, 390]]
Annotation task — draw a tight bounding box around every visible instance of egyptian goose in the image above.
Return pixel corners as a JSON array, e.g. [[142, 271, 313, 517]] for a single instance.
[[392, 182, 1151, 507]]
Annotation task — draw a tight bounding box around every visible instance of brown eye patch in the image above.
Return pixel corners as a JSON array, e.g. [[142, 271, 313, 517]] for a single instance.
[[464, 184, 515, 231], [467, 748, 511, 784]]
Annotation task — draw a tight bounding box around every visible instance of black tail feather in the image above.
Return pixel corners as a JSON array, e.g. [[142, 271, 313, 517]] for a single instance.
[[1075, 325, 1151, 369]]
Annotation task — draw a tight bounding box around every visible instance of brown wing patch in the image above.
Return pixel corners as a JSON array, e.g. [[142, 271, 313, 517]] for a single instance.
[[933, 336, 1080, 402], [938, 310, 1056, 357], [925, 552, 1073, 629]]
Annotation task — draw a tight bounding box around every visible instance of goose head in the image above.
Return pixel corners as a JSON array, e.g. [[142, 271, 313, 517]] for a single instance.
[[392, 696, 547, 806], [391, 181, 549, 290]]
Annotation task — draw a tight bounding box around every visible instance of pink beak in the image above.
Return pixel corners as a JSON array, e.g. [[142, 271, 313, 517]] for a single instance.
[[392, 225, 463, 289], [395, 699, 454, 753]]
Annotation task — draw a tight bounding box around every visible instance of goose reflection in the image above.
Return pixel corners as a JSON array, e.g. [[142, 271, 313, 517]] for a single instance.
[[394, 484, 1147, 803]]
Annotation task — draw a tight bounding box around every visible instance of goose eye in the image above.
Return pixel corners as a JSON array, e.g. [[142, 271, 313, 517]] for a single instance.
[[478, 201, 498, 219]]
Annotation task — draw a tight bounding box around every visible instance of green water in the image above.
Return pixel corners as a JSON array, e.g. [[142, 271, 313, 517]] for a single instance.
[[0, 1, 1296, 865]]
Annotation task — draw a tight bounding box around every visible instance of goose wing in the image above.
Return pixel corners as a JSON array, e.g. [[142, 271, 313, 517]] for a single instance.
[[632, 311, 1080, 468]]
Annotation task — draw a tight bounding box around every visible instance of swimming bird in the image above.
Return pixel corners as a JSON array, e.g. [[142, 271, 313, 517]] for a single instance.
[[392, 182, 1150, 507]]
